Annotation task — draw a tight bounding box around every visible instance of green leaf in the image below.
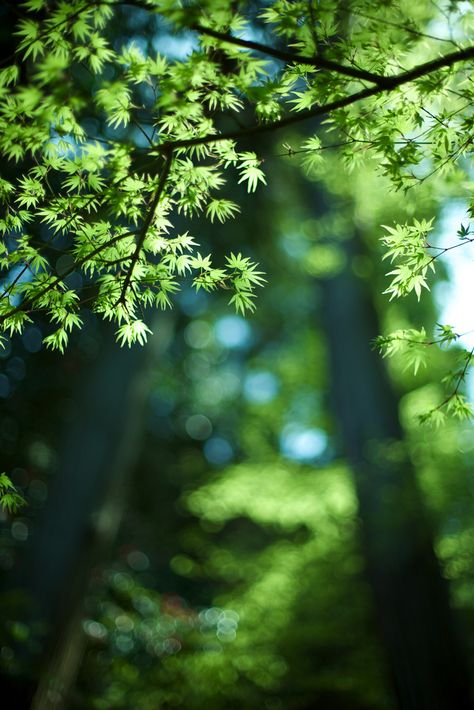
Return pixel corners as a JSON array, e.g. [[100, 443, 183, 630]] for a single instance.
[[0, 473, 26, 513]]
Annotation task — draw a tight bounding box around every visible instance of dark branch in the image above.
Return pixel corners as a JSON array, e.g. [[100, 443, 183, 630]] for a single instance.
[[192, 24, 386, 85], [159, 44, 474, 152], [117, 151, 173, 305], [387, 44, 474, 85], [0, 230, 139, 324]]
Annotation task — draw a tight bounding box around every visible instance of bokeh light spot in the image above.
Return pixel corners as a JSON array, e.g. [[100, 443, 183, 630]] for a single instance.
[[280, 425, 327, 461], [184, 320, 213, 349], [244, 371, 279, 403], [185, 414, 212, 441], [204, 437, 233, 465], [214, 316, 251, 349]]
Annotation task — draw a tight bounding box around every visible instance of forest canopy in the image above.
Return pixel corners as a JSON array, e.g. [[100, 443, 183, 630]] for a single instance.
[[1, 0, 474, 417]]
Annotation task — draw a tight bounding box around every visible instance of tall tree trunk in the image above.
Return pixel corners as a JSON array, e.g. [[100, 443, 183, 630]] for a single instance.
[[3, 320, 169, 709], [321, 229, 473, 709]]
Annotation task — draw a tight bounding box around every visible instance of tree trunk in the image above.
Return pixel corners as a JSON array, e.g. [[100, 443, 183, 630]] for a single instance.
[[3, 319, 169, 709], [321, 230, 473, 709]]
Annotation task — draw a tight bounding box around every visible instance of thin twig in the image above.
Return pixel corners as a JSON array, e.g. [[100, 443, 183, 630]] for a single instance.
[[0, 229, 139, 324], [117, 151, 173, 305]]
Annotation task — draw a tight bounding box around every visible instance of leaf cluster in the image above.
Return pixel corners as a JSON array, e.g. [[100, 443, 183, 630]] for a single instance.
[[0, 473, 26, 514], [1, 0, 474, 365]]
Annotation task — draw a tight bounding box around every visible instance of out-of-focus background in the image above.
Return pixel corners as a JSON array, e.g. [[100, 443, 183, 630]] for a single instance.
[[1, 3, 474, 709]]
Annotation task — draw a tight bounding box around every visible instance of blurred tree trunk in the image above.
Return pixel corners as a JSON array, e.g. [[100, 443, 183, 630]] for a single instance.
[[3, 321, 166, 709], [30, 328, 152, 710], [321, 227, 473, 709]]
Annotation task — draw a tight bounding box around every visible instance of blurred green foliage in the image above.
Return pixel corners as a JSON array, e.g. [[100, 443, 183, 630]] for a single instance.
[[69, 149, 474, 708], [1, 3, 474, 709]]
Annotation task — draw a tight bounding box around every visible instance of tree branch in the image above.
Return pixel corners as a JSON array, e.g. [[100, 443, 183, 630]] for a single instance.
[[0, 230, 139, 324], [192, 24, 386, 85], [159, 44, 474, 152], [117, 150, 173, 305]]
